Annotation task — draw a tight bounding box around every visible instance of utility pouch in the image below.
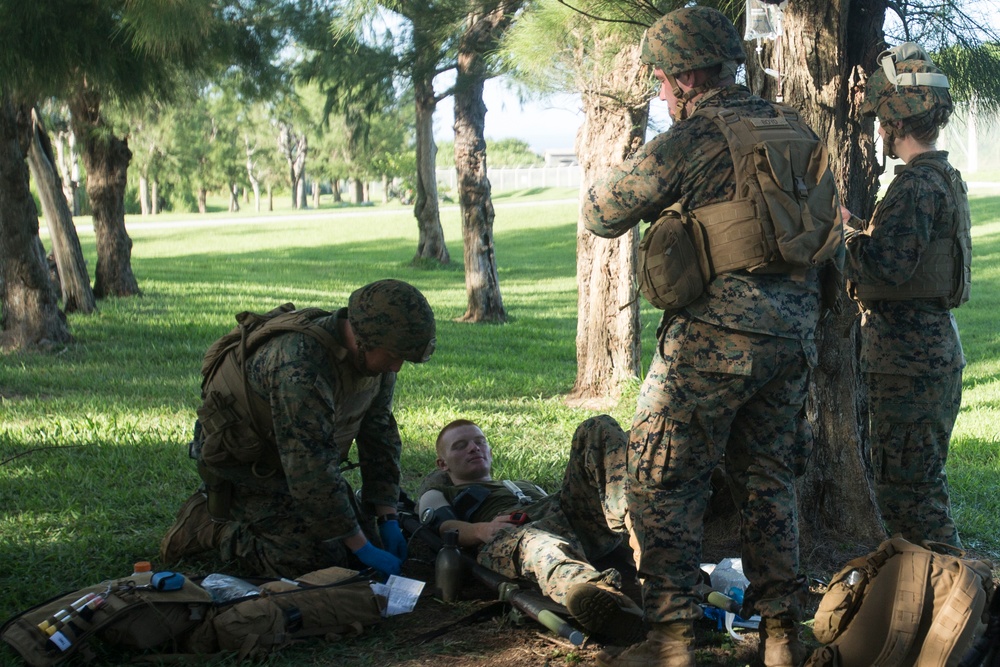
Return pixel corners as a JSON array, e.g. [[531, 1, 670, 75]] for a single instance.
[[184, 567, 385, 661], [197, 460, 234, 520], [638, 208, 709, 310], [197, 390, 266, 467]]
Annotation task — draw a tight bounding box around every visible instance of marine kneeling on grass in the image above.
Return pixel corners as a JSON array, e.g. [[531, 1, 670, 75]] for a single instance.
[[417, 415, 645, 642], [160, 279, 436, 579]]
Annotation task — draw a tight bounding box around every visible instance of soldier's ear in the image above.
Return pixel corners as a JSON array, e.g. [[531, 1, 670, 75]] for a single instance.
[[435, 457, 449, 471]]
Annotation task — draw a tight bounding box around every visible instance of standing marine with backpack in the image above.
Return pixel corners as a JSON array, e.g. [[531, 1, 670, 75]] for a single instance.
[[581, 7, 843, 667], [842, 43, 971, 550], [159, 279, 436, 579]]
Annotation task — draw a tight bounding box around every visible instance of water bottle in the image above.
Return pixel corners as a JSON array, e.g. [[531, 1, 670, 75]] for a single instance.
[[435, 530, 465, 603]]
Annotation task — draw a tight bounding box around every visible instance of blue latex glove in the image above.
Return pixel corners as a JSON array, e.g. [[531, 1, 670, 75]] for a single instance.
[[353, 542, 402, 576], [378, 519, 408, 561]]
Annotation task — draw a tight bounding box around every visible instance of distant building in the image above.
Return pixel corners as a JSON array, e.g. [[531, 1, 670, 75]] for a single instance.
[[543, 149, 578, 167]]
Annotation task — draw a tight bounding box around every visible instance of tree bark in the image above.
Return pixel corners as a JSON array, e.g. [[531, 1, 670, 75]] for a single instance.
[[151, 180, 159, 215], [0, 98, 72, 351], [68, 89, 139, 299], [228, 183, 240, 212], [750, 0, 888, 546], [138, 175, 150, 216], [453, 2, 519, 324], [26, 108, 95, 315], [569, 45, 645, 402], [413, 73, 450, 264], [54, 127, 80, 215]]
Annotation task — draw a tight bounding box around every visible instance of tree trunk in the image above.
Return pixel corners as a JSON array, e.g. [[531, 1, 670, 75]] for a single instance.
[[362, 181, 369, 203], [267, 183, 273, 211], [751, 0, 887, 546], [454, 3, 519, 323], [0, 98, 72, 351], [68, 90, 139, 299], [312, 180, 320, 208], [332, 178, 341, 203], [382, 174, 390, 204], [352, 178, 363, 204], [139, 175, 150, 216], [54, 127, 80, 215], [151, 180, 159, 215], [197, 187, 207, 214], [569, 46, 645, 402], [228, 183, 240, 212], [413, 74, 450, 264], [26, 108, 95, 315]]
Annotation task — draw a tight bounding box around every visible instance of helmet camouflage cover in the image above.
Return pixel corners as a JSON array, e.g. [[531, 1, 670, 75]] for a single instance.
[[348, 279, 436, 363], [862, 42, 952, 121], [641, 6, 745, 76]]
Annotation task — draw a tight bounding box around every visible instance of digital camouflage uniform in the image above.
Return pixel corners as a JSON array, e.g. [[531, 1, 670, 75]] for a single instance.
[[190, 309, 402, 577], [583, 85, 825, 624], [422, 415, 631, 605], [845, 44, 966, 549], [845, 152, 966, 548]]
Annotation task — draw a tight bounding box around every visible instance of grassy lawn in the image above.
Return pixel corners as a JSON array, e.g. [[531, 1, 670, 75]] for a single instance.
[[1, 187, 999, 664]]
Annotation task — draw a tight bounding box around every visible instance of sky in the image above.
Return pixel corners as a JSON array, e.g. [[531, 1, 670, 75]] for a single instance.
[[433, 80, 587, 154], [432, 77, 673, 155]]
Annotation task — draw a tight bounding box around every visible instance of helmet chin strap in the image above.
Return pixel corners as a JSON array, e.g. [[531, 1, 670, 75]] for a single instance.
[[880, 118, 901, 160]]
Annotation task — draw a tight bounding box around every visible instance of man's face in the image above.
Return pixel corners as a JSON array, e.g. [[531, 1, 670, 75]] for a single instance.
[[653, 67, 672, 103], [437, 423, 493, 483], [362, 348, 405, 375]]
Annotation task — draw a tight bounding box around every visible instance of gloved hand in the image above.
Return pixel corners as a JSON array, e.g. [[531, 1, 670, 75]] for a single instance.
[[353, 542, 402, 576], [379, 519, 408, 561]]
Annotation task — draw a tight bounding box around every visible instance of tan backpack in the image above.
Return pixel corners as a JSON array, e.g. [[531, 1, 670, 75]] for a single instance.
[[806, 537, 994, 667], [1, 567, 385, 666], [638, 105, 843, 310]]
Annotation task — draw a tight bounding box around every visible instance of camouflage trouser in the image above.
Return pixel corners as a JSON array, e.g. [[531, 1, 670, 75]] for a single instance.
[[215, 484, 380, 579], [628, 315, 813, 623], [477, 415, 633, 605], [869, 369, 963, 548]]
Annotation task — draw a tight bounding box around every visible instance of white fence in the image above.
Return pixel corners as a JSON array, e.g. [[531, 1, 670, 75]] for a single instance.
[[435, 165, 583, 193]]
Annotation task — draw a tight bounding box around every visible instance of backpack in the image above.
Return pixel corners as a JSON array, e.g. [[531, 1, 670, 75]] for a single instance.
[[806, 537, 994, 667], [1, 567, 384, 666], [0, 571, 214, 666], [638, 105, 844, 310]]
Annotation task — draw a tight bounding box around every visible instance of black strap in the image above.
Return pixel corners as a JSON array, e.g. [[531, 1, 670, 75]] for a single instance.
[[410, 600, 507, 646]]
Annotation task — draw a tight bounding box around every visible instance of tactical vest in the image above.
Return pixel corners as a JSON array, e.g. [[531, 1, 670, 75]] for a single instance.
[[196, 304, 381, 478], [851, 157, 972, 309], [638, 105, 843, 310], [688, 105, 844, 275]]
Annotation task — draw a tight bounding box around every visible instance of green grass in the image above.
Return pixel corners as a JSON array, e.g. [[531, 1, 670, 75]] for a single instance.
[[2, 187, 1000, 664]]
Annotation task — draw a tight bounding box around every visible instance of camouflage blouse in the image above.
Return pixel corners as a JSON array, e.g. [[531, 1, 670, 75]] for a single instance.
[[845, 151, 966, 375]]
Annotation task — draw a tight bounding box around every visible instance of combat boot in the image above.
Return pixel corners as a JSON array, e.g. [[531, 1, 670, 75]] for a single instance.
[[758, 617, 808, 667], [159, 491, 221, 563], [566, 582, 645, 644], [596, 621, 695, 667]]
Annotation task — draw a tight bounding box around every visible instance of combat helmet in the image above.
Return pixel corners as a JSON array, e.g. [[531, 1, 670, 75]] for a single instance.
[[640, 6, 745, 77], [348, 279, 436, 363], [862, 42, 952, 122]]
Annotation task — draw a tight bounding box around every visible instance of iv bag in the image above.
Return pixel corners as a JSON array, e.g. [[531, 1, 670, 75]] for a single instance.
[[744, 0, 787, 42]]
